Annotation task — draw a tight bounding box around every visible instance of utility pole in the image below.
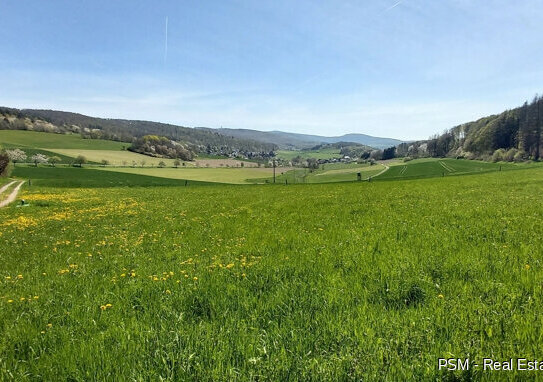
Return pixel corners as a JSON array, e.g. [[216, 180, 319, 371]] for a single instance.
[[273, 159, 276, 184], [537, 97, 541, 161]]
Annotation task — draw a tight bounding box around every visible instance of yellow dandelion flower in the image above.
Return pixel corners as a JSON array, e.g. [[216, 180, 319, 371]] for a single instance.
[[165, 290, 172, 294], [193, 277, 198, 281], [46, 323, 52, 328], [438, 294, 444, 299], [100, 305, 107, 311], [7, 299, 13, 303], [525, 264, 531, 270]]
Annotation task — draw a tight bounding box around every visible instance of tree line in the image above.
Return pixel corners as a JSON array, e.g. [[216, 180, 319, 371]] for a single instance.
[[406, 95, 542, 161]]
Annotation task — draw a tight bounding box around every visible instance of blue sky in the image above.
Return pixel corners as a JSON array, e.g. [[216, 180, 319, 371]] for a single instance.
[[1, 0, 543, 140]]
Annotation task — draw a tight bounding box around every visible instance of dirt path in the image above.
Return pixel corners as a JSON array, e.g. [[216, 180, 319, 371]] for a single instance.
[[369, 164, 390, 180], [0, 181, 24, 208], [0, 181, 17, 196]]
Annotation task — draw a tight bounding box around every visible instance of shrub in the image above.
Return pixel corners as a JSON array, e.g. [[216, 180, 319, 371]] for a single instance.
[[491, 149, 506, 162], [503, 148, 517, 162], [514, 150, 527, 163]]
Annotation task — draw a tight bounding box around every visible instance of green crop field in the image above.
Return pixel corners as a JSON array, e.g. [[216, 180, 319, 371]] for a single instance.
[[2, 166, 543, 380], [374, 158, 524, 180]]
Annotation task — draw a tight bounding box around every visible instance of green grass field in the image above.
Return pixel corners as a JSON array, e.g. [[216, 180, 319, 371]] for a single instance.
[[2, 167, 543, 379], [0, 130, 127, 150], [11, 167, 213, 188]]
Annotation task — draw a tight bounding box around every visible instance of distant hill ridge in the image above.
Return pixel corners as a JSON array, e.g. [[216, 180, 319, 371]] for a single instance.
[[215, 128, 403, 150], [0, 107, 402, 151]]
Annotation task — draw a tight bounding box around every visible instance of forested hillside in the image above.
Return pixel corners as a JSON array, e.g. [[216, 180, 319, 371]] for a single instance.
[[0, 107, 276, 159], [406, 95, 542, 161]]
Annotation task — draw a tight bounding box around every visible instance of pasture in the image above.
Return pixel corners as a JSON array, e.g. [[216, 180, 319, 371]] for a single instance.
[[1, 167, 543, 380]]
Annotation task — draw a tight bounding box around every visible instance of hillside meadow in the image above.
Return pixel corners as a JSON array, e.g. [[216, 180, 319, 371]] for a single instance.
[[1, 167, 543, 380]]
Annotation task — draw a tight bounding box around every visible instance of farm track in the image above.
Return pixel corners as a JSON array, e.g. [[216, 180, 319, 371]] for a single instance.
[[0, 181, 17, 195], [0, 181, 24, 208], [370, 164, 390, 179]]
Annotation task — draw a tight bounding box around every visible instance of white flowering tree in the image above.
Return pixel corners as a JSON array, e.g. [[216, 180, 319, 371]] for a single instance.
[[31, 153, 49, 167], [6, 149, 27, 163]]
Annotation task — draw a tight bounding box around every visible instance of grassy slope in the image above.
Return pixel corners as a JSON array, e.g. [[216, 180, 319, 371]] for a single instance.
[[1, 168, 543, 379], [0, 130, 126, 150]]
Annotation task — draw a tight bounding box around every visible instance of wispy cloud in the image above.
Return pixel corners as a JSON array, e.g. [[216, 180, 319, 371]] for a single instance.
[[385, 0, 403, 12], [164, 16, 168, 65]]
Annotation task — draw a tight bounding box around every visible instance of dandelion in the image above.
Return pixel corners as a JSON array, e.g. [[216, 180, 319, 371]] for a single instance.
[[100, 305, 107, 311], [438, 294, 444, 299], [47, 323, 52, 328], [17, 274, 23, 279], [193, 277, 198, 281], [165, 290, 172, 294], [7, 299, 13, 303], [525, 264, 531, 270], [20, 297, 26, 301]]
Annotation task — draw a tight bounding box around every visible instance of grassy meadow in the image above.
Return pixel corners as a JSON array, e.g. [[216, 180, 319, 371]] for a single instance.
[[1, 165, 543, 380]]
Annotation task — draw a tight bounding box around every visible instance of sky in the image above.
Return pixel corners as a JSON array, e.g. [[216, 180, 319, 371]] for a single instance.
[[1, 0, 543, 140]]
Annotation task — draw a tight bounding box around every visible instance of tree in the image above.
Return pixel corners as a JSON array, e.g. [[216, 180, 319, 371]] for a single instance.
[[31, 153, 49, 167], [158, 161, 166, 168], [173, 159, 181, 168], [101, 159, 110, 167], [0, 151, 12, 177], [382, 146, 396, 160], [6, 148, 27, 163], [74, 155, 87, 167], [49, 156, 61, 167]]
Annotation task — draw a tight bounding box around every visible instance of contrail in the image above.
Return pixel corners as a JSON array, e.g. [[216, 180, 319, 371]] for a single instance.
[[385, 0, 403, 11], [164, 16, 168, 64]]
